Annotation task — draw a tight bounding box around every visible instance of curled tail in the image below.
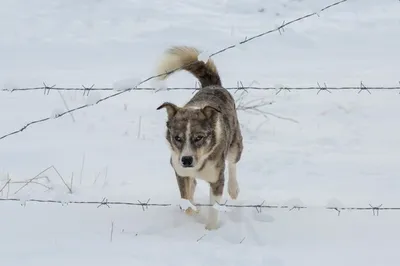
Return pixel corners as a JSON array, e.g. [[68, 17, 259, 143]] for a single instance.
[[156, 46, 221, 88]]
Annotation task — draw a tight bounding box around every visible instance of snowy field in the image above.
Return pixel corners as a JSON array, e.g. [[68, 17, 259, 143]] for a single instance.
[[1, 0, 400, 265]]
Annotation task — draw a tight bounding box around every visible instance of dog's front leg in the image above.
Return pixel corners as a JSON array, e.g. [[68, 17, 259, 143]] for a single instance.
[[206, 170, 225, 230], [175, 172, 197, 215]]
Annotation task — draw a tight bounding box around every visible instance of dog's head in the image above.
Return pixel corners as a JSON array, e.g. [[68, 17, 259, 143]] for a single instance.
[[157, 102, 221, 168]]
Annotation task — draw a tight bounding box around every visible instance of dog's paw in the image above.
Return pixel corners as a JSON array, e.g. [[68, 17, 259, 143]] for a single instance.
[[185, 207, 199, 216], [228, 181, 240, 200], [179, 198, 199, 216], [205, 222, 219, 230]]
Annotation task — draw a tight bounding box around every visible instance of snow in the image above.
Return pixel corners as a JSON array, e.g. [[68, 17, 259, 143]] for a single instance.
[[51, 108, 64, 119], [151, 78, 168, 92], [112, 77, 141, 91], [85, 91, 102, 106], [198, 50, 212, 64], [1, 0, 400, 265]]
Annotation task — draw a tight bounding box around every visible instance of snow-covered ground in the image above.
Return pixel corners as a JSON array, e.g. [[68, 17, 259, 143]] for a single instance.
[[1, 0, 400, 265]]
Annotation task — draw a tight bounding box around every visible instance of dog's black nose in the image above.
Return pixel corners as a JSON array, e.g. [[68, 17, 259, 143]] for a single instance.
[[181, 156, 193, 167]]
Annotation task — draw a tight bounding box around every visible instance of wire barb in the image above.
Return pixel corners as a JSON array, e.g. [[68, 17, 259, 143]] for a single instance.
[[369, 204, 383, 216], [234, 81, 248, 94], [358, 81, 371, 94], [82, 84, 95, 96], [97, 197, 110, 208], [213, 199, 230, 212], [276, 86, 291, 95], [289, 206, 305, 211], [43, 82, 56, 95], [138, 198, 151, 211], [255, 200, 265, 213], [317, 82, 332, 94]]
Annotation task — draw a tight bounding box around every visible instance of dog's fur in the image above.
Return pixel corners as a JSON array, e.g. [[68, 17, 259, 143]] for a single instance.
[[156, 46, 243, 230]]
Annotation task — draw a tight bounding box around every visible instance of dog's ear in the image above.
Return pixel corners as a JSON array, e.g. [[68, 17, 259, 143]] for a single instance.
[[201, 105, 221, 119], [156, 102, 180, 119]]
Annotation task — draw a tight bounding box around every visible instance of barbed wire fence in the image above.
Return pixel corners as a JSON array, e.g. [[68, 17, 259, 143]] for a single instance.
[[0, 0, 356, 141], [0, 162, 395, 218], [0, 197, 396, 217], [2, 195, 394, 243], [0, 163, 396, 218], [2, 82, 400, 94], [1, 0, 399, 224]]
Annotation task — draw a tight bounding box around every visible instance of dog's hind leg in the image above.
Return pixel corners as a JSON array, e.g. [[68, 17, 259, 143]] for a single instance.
[[227, 136, 243, 200], [175, 173, 198, 216], [227, 161, 239, 200]]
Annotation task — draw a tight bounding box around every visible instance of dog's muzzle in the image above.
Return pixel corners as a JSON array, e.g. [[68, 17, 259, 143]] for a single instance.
[[181, 156, 194, 168]]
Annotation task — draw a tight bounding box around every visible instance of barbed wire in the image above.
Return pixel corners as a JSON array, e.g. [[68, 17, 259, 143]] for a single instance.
[[2, 83, 400, 94], [0, 197, 396, 216], [0, 0, 350, 141]]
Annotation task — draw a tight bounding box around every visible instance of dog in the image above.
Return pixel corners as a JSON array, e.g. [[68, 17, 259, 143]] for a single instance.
[[155, 46, 243, 230]]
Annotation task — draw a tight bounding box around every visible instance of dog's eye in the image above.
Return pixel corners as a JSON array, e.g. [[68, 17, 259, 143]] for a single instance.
[[194, 136, 204, 142], [174, 136, 182, 142]]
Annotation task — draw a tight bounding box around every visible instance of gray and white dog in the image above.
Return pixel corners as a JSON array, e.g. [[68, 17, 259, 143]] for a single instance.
[[156, 46, 243, 230]]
